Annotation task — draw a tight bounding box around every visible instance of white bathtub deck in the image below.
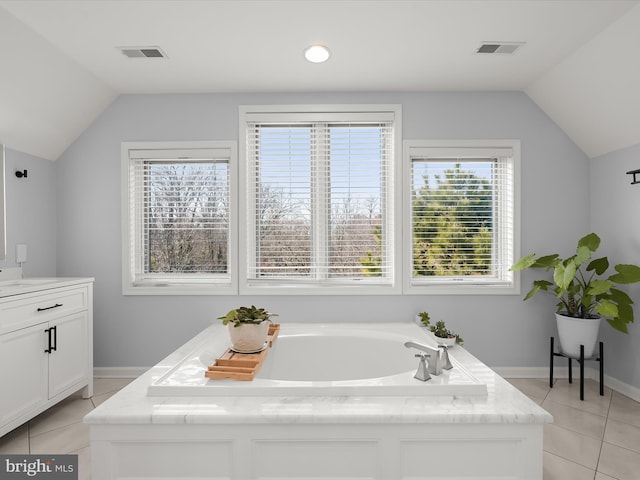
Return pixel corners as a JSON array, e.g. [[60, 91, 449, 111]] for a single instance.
[[85, 323, 552, 479], [147, 323, 488, 397]]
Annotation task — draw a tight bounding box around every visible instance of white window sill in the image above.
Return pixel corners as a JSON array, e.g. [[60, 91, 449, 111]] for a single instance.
[[122, 283, 237, 296]]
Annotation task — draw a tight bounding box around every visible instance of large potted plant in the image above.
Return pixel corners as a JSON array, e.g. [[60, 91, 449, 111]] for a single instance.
[[511, 233, 640, 357], [218, 305, 278, 353]]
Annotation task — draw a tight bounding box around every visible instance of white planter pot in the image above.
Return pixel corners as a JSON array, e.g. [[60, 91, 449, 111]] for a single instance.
[[228, 321, 270, 353], [555, 313, 602, 358], [430, 332, 456, 347]]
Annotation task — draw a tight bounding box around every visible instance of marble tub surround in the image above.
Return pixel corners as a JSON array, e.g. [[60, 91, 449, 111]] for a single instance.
[[85, 322, 552, 480], [7, 377, 639, 480]]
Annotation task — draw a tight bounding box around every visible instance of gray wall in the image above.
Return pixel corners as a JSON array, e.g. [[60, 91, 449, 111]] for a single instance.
[[54, 91, 592, 372], [0, 147, 56, 276], [591, 143, 640, 389]]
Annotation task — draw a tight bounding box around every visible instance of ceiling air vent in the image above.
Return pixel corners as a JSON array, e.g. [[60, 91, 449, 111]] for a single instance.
[[119, 46, 167, 58], [476, 42, 524, 54]]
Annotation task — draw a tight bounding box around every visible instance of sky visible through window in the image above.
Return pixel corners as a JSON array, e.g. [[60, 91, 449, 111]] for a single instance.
[[257, 125, 384, 218]]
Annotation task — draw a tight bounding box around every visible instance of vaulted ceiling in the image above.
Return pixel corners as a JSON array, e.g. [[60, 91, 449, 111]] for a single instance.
[[1, 0, 639, 161]]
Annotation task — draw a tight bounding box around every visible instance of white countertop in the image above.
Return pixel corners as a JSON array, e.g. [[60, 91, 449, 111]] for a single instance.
[[0, 277, 94, 298], [85, 323, 553, 427]]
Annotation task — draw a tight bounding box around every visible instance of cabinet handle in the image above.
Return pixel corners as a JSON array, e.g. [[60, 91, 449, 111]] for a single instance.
[[44, 326, 58, 354], [44, 328, 50, 353], [37, 303, 63, 312], [44, 327, 55, 353]]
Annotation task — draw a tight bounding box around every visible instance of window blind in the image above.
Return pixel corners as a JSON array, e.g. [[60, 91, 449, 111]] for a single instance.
[[245, 120, 394, 284], [409, 147, 515, 286], [127, 147, 231, 285]]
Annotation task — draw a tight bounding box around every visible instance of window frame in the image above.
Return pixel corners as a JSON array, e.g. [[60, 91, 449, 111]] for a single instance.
[[402, 139, 521, 295], [239, 105, 402, 295], [121, 140, 238, 295]]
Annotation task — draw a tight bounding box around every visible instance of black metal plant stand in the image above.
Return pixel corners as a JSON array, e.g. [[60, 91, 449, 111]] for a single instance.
[[549, 337, 604, 401]]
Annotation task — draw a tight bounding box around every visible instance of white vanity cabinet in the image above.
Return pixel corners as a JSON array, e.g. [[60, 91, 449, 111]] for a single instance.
[[0, 279, 93, 437]]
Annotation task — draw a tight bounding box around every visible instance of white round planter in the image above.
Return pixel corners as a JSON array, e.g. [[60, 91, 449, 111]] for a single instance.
[[555, 313, 602, 358], [228, 321, 270, 353], [431, 333, 456, 347]]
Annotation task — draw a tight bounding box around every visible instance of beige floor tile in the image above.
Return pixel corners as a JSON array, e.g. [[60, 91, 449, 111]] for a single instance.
[[547, 379, 612, 417], [605, 419, 640, 454], [542, 398, 607, 440], [609, 391, 640, 428], [29, 396, 94, 437], [92, 377, 134, 397], [507, 378, 551, 405], [544, 423, 602, 470], [595, 473, 619, 480], [543, 451, 596, 480], [0, 424, 29, 454], [30, 421, 91, 455], [91, 390, 120, 408], [598, 442, 640, 480]]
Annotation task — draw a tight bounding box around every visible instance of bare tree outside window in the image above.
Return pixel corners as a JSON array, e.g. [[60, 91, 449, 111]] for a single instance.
[[145, 161, 229, 274]]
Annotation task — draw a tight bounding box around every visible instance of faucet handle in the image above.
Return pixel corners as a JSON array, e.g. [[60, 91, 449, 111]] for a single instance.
[[413, 353, 431, 382]]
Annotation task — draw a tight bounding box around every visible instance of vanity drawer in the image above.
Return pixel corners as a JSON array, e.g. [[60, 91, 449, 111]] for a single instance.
[[0, 286, 88, 334]]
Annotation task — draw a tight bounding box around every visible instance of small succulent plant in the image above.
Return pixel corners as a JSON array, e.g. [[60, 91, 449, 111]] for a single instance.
[[218, 305, 278, 328], [417, 311, 464, 345]]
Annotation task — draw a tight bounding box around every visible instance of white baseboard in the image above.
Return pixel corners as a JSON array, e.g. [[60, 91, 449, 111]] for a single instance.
[[602, 374, 640, 403], [493, 365, 601, 380]]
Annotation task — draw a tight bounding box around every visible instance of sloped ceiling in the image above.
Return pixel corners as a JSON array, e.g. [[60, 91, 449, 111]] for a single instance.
[[0, 0, 638, 161]]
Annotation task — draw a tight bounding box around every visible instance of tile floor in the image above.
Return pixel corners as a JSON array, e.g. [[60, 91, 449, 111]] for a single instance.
[[0, 378, 133, 480], [0, 377, 639, 479]]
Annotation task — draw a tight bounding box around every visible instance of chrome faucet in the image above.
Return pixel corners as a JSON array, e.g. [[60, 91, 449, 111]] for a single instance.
[[404, 341, 443, 376], [438, 345, 453, 370]]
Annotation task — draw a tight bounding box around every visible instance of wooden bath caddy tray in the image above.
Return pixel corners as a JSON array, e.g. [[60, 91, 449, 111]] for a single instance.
[[204, 323, 280, 381]]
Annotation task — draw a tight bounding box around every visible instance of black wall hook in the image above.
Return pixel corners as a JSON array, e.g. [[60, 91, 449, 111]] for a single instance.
[[15, 169, 27, 178]]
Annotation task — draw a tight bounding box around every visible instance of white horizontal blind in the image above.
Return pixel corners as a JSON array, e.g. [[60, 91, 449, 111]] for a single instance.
[[410, 148, 515, 286], [246, 120, 394, 284], [128, 148, 230, 284]]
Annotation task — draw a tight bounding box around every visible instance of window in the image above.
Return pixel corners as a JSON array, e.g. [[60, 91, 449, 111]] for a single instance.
[[239, 105, 401, 294], [122, 141, 237, 295], [403, 140, 520, 294]]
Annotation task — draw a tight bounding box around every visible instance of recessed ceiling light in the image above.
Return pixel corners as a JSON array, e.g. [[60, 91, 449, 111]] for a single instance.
[[304, 45, 330, 63]]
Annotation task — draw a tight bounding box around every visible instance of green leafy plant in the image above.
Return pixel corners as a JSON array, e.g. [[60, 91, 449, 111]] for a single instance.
[[417, 311, 464, 345], [218, 305, 278, 328], [511, 232, 640, 333], [417, 311, 431, 326]]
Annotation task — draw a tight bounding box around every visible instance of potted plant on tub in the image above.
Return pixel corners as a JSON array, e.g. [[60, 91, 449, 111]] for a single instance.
[[511, 232, 640, 357], [417, 311, 464, 346], [218, 305, 278, 353]]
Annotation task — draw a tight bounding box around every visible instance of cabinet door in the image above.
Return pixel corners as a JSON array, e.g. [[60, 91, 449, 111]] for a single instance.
[[48, 312, 89, 398], [0, 323, 49, 426]]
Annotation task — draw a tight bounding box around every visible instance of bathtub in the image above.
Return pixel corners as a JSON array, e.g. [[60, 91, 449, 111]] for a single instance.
[[86, 322, 552, 480], [147, 323, 487, 397]]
